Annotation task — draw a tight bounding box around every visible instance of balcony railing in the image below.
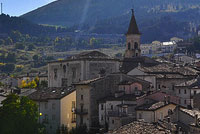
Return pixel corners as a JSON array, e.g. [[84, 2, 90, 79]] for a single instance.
[[75, 109, 88, 115]]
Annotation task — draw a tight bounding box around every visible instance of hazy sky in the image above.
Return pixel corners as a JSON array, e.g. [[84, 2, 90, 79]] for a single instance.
[[0, 0, 56, 16]]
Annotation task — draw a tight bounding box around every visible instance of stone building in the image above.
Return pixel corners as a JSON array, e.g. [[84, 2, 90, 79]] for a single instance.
[[124, 9, 141, 58], [73, 73, 149, 130], [127, 63, 198, 92], [174, 78, 200, 108], [48, 51, 120, 87], [98, 78, 151, 130], [169, 106, 200, 133], [120, 10, 159, 74], [135, 101, 176, 123]]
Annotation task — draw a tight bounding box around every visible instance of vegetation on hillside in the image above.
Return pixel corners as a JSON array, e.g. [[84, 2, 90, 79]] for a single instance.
[[21, 0, 200, 42]]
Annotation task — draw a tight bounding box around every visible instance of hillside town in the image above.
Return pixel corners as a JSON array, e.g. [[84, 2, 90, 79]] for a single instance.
[[2, 10, 200, 134]]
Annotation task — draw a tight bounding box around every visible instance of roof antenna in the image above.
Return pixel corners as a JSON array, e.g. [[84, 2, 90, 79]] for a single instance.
[[1, 3, 2, 15], [131, 0, 134, 15], [131, 9, 134, 15]]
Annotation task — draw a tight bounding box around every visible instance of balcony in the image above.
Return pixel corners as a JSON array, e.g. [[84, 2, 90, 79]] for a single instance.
[[71, 118, 76, 123], [75, 109, 88, 115]]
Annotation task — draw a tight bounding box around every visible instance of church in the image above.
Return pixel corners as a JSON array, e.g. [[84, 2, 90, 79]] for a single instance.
[[47, 9, 158, 88], [120, 9, 159, 73]]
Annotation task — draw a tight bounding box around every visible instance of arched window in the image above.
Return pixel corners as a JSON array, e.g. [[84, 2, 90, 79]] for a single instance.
[[128, 43, 131, 50], [134, 42, 138, 49]]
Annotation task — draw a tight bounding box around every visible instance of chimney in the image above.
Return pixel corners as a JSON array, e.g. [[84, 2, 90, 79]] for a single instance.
[[164, 96, 167, 104], [195, 114, 198, 126]]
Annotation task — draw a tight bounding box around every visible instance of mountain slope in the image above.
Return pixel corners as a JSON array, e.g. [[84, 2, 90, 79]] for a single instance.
[[22, 0, 200, 42]]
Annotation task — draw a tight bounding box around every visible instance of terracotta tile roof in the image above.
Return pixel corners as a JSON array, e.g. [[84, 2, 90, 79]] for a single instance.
[[98, 93, 145, 102], [135, 101, 176, 111], [175, 78, 200, 87], [108, 121, 171, 134], [180, 107, 200, 118], [28, 87, 75, 101], [138, 63, 198, 76], [120, 56, 159, 73]]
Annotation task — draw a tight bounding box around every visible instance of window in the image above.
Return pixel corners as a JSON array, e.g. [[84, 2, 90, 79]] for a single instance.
[[128, 43, 131, 50], [61, 78, 68, 87], [80, 116, 83, 125], [158, 85, 161, 89], [44, 114, 48, 122], [81, 95, 83, 100], [45, 103, 48, 109], [63, 65, 66, 73], [139, 113, 142, 119], [52, 103, 56, 110], [72, 68, 76, 79], [101, 104, 104, 110], [81, 105, 83, 112], [135, 87, 138, 90], [72, 113, 76, 123], [184, 89, 187, 94], [194, 91, 197, 95], [101, 115, 104, 121], [134, 42, 138, 49], [112, 120, 114, 124], [111, 105, 113, 110], [184, 99, 187, 104], [72, 101, 76, 109], [52, 114, 56, 121], [135, 53, 138, 57], [54, 69, 57, 79], [179, 89, 181, 94]]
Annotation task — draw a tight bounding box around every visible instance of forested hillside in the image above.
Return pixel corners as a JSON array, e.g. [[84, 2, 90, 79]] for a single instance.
[[21, 0, 200, 42]]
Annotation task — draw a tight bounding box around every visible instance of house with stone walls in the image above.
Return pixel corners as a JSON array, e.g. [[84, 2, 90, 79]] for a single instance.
[[48, 51, 120, 88]]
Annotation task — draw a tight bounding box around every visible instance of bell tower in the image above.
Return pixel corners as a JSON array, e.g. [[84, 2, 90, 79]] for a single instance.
[[124, 9, 141, 58]]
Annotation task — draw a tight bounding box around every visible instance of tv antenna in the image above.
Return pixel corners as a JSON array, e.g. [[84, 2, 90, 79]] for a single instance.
[[1, 3, 2, 14]]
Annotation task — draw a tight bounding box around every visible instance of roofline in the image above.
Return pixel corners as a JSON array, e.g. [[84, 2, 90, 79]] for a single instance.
[[29, 89, 76, 101], [48, 58, 120, 64], [135, 102, 177, 111]]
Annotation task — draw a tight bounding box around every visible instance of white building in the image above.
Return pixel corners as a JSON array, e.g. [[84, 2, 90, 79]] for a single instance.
[[29, 88, 76, 134]]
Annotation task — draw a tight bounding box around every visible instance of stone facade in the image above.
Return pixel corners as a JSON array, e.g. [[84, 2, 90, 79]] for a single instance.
[[74, 73, 148, 130], [125, 34, 141, 58], [48, 51, 120, 87]]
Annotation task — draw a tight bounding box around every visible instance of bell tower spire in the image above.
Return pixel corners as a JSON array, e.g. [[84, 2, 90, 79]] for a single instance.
[[124, 9, 141, 58]]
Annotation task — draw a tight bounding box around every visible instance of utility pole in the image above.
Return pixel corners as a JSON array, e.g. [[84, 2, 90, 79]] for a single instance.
[[1, 3, 2, 14]]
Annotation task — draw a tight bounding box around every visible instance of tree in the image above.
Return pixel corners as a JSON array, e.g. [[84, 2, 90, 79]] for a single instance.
[[28, 44, 35, 51], [0, 39, 5, 45], [1, 63, 15, 73], [0, 94, 40, 134], [5, 37, 13, 45], [15, 42, 25, 50], [33, 55, 39, 61]]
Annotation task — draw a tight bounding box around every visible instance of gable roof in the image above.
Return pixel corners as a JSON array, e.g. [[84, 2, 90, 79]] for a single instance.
[[120, 56, 159, 73], [28, 87, 75, 101], [126, 10, 140, 35], [49, 50, 119, 63], [135, 101, 176, 111]]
